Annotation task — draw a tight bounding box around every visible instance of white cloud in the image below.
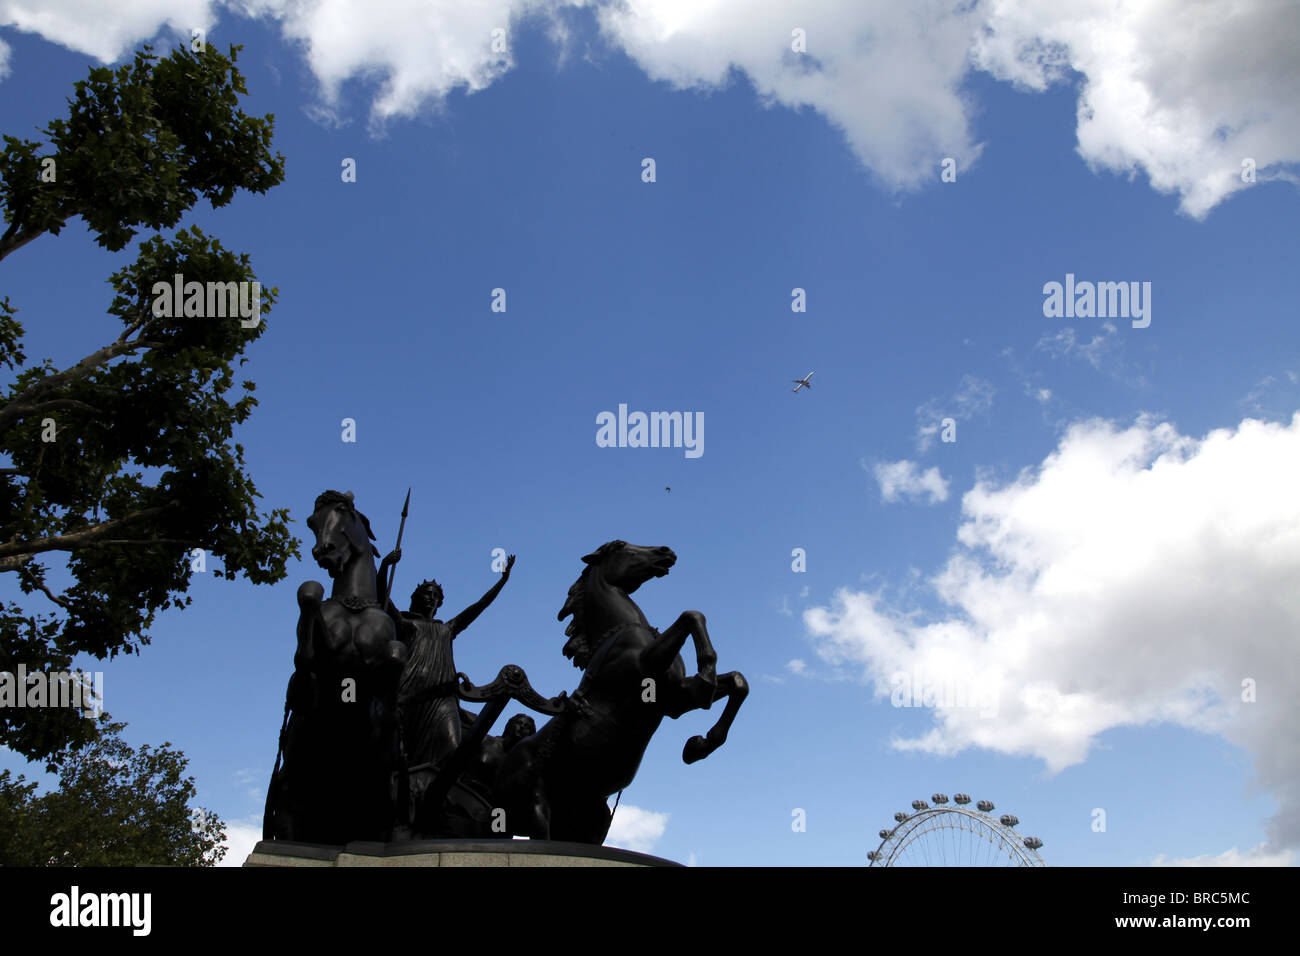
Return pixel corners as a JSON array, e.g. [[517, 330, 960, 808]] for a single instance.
[[217, 816, 263, 867], [1241, 371, 1300, 420], [809, 413, 1300, 851], [0, 0, 214, 64], [786, 658, 807, 675], [1151, 844, 1297, 868], [595, 0, 985, 192], [916, 376, 995, 453], [872, 459, 950, 505], [605, 803, 667, 853], [973, 0, 1300, 218], [0, 36, 10, 79], [5, 2, 1296, 213], [238, 0, 538, 126], [1037, 326, 1115, 371], [1036, 325, 1149, 391], [1040, 325, 1112, 366]]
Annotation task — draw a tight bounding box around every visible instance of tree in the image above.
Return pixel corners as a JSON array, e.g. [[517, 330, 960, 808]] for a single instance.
[[0, 44, 298, 767], [0, 718, 226, 866]]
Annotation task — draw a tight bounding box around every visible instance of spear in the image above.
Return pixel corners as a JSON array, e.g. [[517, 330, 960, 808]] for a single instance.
[[385, 487, 411, 603]]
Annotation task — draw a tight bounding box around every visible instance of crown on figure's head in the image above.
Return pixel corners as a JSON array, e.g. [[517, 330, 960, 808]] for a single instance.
[[412, 579, 444, 602]]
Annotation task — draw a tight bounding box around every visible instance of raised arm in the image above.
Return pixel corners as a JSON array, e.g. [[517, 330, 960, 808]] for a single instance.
[[448, 554, 514, 638]]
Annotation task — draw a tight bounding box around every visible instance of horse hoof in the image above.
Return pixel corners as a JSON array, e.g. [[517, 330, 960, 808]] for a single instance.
[[682, 735, 711, 764]]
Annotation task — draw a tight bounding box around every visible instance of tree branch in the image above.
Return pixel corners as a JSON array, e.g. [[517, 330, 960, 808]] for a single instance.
[[17, 566, 71, 609], [16, 399, 102, 418], [83, 539, 197, 548], [0, 329, 159, 430], [0, 502, 180, 568], [0, 224, 55, 265], [0, 553, 32, 572]]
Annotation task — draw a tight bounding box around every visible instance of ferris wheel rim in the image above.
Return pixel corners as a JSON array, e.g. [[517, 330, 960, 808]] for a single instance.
[[868, 799, 1047, 867]]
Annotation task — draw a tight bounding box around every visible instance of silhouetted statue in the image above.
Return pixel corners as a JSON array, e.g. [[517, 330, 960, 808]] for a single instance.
[[264, 493, 747, 849], [467, 713, 536, 795], [264, 491, 408, 843], [388, 555, 514, 833], [493, 540, 747, 843]]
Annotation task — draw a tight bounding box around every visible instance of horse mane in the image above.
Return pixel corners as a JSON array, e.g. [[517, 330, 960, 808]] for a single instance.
[[557, 541, 626, 668], [558, 567, 591, 667]]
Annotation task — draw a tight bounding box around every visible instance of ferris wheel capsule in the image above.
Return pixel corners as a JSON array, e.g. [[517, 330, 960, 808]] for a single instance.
[[867, 850, 882, 861], [1000, 814, 1019, 827], [911, 799, 929, 811], [931, 793, 949, 804], [879, 829, 892, 839], [895, 811, 910, 823], [953, 793, 971, 805], [1024, 837, 1043, 850], [976, 800, 994, 812]]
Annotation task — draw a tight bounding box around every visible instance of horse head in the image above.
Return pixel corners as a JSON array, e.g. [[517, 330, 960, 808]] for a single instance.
[[307, 489, 380, 578], [558, 540, 675, 667]]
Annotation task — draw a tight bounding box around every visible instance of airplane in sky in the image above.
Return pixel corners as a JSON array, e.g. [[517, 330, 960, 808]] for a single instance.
[[791, 372, 814, 392]]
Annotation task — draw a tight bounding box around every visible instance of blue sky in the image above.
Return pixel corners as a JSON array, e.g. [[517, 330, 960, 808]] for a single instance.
[[2, 0, 1298, 867]]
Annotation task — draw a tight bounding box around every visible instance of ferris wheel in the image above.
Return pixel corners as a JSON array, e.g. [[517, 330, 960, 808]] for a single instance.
[[867, 793, 1046, 866]]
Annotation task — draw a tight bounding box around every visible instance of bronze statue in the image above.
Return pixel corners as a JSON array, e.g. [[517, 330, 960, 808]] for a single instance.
[[264, 491, 408, 843], [462, 713, 536, 806], [265, 491, 747, 849], [493, 540, 748, 842], [385, 555, 514, 833]]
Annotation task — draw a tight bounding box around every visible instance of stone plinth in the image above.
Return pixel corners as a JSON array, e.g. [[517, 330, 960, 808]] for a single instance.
[[244, 838, 680, 867]]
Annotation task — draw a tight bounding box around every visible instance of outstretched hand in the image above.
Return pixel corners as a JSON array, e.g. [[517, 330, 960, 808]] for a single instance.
[[503, 553, 516, 578]]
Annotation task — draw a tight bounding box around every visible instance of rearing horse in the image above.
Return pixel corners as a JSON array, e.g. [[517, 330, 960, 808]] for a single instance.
[[264, 490, 408, 844], [493, 540, 747, 844]]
